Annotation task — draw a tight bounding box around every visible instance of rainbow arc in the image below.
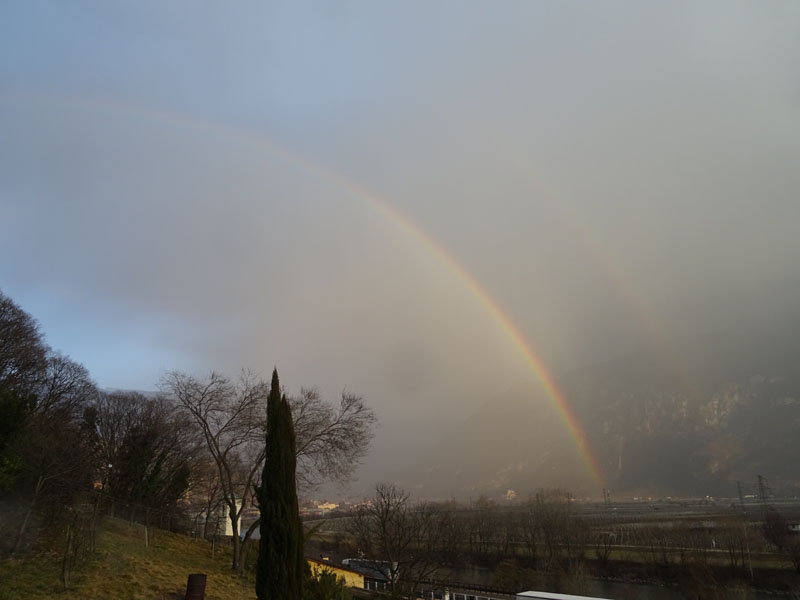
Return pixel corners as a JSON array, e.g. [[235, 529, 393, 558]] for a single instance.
[[1, 92, 607, 488]]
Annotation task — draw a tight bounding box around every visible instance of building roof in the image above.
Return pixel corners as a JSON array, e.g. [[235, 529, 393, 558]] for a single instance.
[[306, 557, 364, 579], [516, 592, 612, 600]]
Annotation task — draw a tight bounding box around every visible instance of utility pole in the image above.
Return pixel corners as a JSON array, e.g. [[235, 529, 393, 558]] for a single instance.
[[757, 474, 771, 516]]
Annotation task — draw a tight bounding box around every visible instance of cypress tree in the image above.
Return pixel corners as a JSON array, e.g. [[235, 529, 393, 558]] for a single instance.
[[256, 369, 304, 600]]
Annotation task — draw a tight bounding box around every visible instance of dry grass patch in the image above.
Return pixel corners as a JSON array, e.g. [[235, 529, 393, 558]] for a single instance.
[[0, 518, 256, 600]]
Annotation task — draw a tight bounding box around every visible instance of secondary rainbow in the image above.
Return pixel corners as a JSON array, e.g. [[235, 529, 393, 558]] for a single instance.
[[485, 126, 703, 403]]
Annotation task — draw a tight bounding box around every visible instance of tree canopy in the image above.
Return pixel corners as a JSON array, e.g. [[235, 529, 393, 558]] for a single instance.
[[0, 290, 99, 553], [160, 369, 376, 571]]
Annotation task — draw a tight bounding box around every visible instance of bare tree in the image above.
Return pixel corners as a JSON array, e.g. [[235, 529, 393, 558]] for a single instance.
[[161, 371, 265, 571], [88, 391, 197, 525], [763, 506, 789, 551], [534, 489, 583, 572], [718, 518, 750, 574], [492, 558, 530, 591], [10, 353, 99, 553], [785, 536, 800, 573], [469, 495, 498, 559], [35, 353, 97, 418], [161, 370, 376, 571], [12, 413, 94, 553], [0, 292, 102, 552], [290, 388, 376, 491], [644, 524, 677, 577], [589, 521, 615, 569], [519, 495, 540, 564], [348, 483, 443, 599], [432, 499, 464, 561], [186, 455, 225, 538]]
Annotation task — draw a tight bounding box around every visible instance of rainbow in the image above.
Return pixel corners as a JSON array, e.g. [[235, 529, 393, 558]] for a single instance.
[[0, 92, 606, 488], [337, 182, 606, 488], [482, 125, 703, 403]]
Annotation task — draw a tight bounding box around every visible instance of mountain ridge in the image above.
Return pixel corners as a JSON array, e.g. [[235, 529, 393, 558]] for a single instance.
[[398, 327, 800, 499]]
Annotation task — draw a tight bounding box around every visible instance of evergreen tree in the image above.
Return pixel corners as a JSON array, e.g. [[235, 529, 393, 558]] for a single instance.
[[303, 568, 352, 600], [256, 368, 304, 600]]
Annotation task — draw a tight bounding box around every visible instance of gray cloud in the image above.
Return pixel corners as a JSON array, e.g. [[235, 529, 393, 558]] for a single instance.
[[2, 1, 799, 493]]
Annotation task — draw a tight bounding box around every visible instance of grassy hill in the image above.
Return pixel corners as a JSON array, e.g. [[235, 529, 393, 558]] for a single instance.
[[0, 518, 256, 600]]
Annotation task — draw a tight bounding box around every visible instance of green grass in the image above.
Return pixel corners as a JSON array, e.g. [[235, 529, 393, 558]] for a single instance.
[[0, 518, 257, 599]]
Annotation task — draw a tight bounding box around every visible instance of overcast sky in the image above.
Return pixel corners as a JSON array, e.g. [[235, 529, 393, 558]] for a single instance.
[[2, 2, 799, 490]]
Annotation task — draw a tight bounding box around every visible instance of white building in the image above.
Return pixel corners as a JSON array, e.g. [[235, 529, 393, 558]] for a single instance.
[[199, 496, 242, 537]]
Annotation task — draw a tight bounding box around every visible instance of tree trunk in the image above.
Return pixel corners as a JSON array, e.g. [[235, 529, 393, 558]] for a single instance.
[[228, 499, 242, 571], [232, 533, 241, 571], [203, 509, 211, 538], [211, 521, 218, 559], [61, 522, 74, 588], [13, 474, 45, 554]]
